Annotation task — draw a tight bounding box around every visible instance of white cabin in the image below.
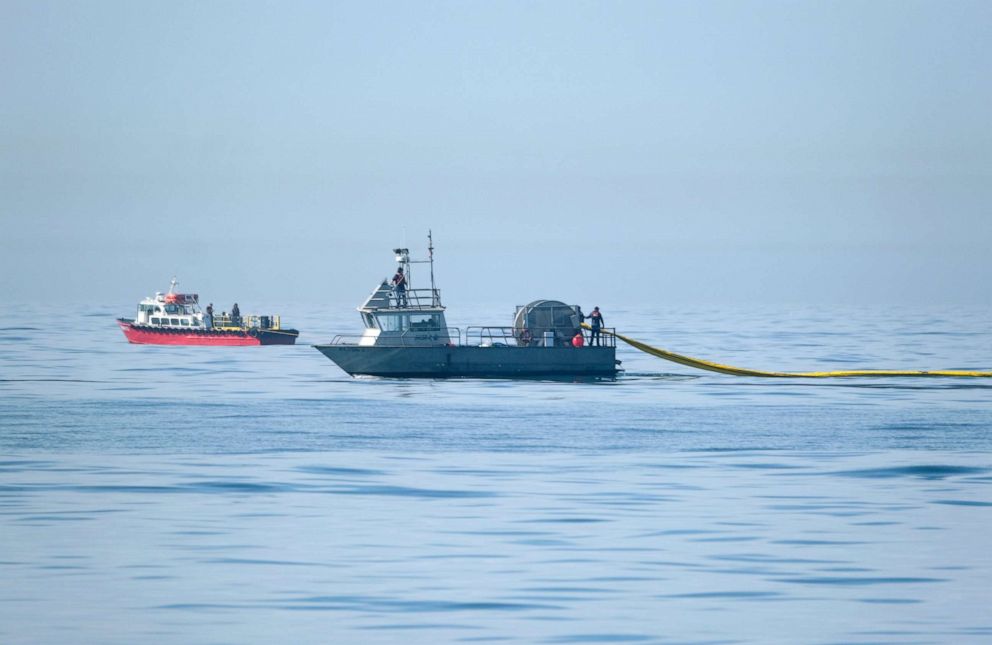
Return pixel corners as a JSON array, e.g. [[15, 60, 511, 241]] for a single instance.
[[356, 281, 450, 347], [135, 279, 206, 328]]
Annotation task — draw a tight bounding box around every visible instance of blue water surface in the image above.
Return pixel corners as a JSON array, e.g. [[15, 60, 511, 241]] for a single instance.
[[1, 302, 990, 644]]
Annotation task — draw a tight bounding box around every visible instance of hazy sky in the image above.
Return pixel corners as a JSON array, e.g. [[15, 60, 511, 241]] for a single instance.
[[2, 1, 989, 309]]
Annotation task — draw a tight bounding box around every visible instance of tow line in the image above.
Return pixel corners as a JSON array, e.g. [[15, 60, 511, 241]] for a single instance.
[[582, 324, 992, 378]]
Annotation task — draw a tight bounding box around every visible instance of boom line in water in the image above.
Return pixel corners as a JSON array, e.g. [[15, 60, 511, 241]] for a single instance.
[[581, 324, 992, 378]]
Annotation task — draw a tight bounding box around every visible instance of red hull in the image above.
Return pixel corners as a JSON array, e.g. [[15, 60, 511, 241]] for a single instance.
[[117, 320, 297, 346]]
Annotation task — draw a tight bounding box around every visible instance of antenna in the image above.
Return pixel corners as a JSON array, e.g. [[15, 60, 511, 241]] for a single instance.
[[393, 247, 411, 288], [428, 230, 437, 305]]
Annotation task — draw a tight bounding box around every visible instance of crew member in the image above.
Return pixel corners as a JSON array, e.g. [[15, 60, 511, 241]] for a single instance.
[[392, 267, 407, 307], [205, 303, 214, 328], [588, 306, 604, 346], [231, 302, 241, 327], [574, 306, 586, 342]]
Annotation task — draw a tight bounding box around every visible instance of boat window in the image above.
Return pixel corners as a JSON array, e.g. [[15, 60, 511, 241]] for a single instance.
[[180, 319, 189, 326], [409, 314, 441, 331], [376, 314, 407, 332], [362, 313, 377, 329], [139, 304, 155, 313], [155, 306, 162, 313], [151, 317, 161, 325], [170, 318, 180, 325], [165, 304, 180, 314]]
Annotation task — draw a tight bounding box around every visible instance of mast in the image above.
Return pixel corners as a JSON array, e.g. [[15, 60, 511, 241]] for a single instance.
[[392, 232, 440, 308], [393, 247, 411, 285], [428, 230, 437, 306]]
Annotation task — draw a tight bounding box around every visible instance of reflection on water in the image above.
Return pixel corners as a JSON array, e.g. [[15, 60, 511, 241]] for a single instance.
[[1, 302, 991, 643]]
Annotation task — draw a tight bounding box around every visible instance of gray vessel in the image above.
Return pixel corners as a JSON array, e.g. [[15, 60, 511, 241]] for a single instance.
[[313, 235, 618, 378]]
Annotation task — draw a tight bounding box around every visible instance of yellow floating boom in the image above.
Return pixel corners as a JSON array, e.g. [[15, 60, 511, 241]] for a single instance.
[[582, 324, 992, 378]]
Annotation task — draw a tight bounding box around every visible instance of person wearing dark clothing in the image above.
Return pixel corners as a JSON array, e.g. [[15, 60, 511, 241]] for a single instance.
[[205, 303, 214, 328], [588, 306, 604, 346], [392, 267, 407, 307], [574, 306, 586, 344], [231, 303, 241, 327]]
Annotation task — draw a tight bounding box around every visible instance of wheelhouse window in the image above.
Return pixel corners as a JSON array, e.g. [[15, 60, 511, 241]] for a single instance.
[[374, 313, 442, 332], [151, 317, 161, 325], [376, 314, 404, 332], [409, 314, 441, 331]]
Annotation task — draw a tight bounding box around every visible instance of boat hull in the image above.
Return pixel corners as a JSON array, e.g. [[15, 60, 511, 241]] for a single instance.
[[313, 344, 617, 378], [118, 319, 298, 346]]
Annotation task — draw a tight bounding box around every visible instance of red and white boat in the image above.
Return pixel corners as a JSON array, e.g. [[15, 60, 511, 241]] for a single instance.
[[117, 279, 299, 346]]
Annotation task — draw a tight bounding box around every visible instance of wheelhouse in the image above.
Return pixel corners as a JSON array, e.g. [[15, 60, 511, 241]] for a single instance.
[[350, 244, 453, 347], [355, 282, 451, 347], [134, 280, 205, 328]]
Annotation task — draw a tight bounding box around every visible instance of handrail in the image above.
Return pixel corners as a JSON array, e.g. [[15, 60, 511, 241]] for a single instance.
[[327, 327, 461, 347], [384, 287, 443, 310], [582, 326, 617, 347], [324, 326, 616, 348], [465, 326, 617, 347], [446, 327, 461, 344], [210, 313, 282, 330], [466, 326, 522, 346]]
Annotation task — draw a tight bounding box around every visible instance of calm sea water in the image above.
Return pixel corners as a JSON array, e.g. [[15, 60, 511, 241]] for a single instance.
[[2, 302, 991, 644]]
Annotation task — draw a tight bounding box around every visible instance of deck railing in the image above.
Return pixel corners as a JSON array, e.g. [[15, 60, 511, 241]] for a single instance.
[[210, 313, 282, 330], [387, 287, 442, 310], [325, 326, 616, 348], [328, 327, 462, 347], [466, 326, 616, 348]]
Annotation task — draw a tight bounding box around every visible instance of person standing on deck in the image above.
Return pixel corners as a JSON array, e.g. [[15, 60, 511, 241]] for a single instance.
[[205, 303, 214, 328], [231, 303, 241, 327], [392, 267, 408, 307], [574, 306, 586, 344], [588, 306, 604, 346]]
